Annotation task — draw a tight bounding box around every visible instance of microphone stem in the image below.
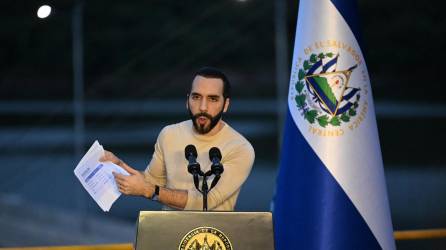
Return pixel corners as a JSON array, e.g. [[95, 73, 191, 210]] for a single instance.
[[202, 175, 208, 211]]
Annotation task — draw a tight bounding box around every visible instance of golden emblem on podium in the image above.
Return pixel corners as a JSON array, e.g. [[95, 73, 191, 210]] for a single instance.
[[179, 226, 233, 250]]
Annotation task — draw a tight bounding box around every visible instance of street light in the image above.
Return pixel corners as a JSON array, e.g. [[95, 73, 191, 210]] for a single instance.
[[37, 5, 52, 19]]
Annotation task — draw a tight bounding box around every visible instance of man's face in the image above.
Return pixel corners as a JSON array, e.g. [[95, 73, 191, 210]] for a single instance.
[[187, 75, 229, 135]]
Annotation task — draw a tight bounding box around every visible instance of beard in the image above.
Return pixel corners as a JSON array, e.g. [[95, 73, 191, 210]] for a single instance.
[[188, 108, 224, 135]]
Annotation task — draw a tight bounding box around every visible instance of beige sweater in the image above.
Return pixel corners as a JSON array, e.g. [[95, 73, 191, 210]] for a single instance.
[[144, 120, 255, 211]]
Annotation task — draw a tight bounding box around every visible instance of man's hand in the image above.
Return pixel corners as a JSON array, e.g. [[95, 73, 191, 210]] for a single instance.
[[100, 150, 123, 166], [113, 164, 154, 198]]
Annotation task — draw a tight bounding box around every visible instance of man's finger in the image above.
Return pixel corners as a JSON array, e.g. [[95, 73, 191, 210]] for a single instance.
[[120, 164, 139, 175], [100, 151, 111, 162], [113, 172, 127, 180], [115, 180, 123, 188], [99, 155, 107, 162]]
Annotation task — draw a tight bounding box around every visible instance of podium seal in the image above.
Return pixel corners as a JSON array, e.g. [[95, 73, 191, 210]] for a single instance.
[[179, 226, 233, 250]]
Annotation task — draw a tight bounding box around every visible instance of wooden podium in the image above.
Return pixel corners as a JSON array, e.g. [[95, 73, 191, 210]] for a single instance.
[[134, 211, 275, 250]]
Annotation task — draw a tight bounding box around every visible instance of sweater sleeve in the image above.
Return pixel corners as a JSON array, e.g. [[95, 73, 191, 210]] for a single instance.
[[144, 127, 167, 187], [184, 142, 255, 210]]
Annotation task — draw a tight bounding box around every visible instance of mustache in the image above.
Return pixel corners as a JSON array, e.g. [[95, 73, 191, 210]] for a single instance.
[[192, 112, 213, 120]]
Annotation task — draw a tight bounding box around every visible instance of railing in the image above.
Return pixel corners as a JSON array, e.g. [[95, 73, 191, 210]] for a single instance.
[[1, 229, 446, 250], [394, 228, 446, 240]]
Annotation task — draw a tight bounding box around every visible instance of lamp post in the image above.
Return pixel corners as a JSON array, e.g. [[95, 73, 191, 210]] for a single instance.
[[37, 0, 87, 235], [72, 0, 88, 234], [274, 0, 289, 152]]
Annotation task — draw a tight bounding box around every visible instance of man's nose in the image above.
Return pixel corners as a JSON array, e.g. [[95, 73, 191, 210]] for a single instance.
[[199, 99, 208, 112]]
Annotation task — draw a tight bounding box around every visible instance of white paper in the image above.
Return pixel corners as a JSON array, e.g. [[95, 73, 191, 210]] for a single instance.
[[73, 140, 129, 212]]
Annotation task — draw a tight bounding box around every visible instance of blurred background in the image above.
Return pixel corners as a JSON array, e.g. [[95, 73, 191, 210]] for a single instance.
[[0, 0, 445, 249]]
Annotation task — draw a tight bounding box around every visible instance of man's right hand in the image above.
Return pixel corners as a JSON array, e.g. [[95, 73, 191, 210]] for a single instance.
[[100, 150, 123, 167]]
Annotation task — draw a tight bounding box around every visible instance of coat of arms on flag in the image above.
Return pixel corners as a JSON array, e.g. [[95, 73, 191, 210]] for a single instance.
[[294, 52, 362, 128]]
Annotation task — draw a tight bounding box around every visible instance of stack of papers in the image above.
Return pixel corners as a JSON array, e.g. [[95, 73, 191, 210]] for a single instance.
[[73, 140, 129, 212]]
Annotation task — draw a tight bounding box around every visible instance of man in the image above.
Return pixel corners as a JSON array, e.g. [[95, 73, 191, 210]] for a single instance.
[[101, 67, 255, 211]]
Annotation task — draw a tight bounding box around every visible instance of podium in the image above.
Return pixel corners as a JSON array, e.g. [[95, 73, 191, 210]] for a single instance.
[[135, 211, 275, 250]]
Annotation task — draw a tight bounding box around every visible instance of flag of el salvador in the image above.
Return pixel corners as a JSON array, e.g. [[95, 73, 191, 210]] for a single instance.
[[272, 0, 395, 249]]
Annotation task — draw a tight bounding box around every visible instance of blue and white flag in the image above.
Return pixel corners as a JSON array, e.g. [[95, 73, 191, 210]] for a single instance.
[[273, 0, 395, 249]]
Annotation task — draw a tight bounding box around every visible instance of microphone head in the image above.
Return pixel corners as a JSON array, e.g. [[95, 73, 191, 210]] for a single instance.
[[185, 144, 198, 159], [209, 147, 222, 161]]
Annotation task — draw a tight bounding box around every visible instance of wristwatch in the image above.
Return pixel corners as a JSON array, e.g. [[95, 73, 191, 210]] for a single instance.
[[151, 185, 160, 201]]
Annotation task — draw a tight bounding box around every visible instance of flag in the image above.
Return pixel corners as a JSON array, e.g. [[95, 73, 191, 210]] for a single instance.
[[272, 0, 395, 249]]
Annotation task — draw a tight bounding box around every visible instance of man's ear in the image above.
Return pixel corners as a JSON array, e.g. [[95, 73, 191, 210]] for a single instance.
[[223, 98, 230, 113], [186, 94, 189, 110]]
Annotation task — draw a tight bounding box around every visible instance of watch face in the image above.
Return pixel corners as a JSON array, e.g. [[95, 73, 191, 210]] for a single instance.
[[151, 185, 160, 201]]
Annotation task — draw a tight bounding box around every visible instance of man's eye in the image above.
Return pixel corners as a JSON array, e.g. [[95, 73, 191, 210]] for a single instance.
[[191, 95, 200, 100], [210, 97, 219, 102]]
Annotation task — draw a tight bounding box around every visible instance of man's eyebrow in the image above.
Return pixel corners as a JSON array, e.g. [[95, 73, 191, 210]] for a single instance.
[[190, 92, 221, 98]]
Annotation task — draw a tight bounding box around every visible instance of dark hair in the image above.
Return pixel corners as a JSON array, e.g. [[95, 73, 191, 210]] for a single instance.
[[193, 66, 231, 99]]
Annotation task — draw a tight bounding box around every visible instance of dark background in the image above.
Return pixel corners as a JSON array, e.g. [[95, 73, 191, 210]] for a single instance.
[[0, 0, 445, 248]]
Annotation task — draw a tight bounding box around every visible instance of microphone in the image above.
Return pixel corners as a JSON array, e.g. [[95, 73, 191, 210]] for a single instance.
[[185, 144, 202, 190], [209, 147, 224, 189]]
